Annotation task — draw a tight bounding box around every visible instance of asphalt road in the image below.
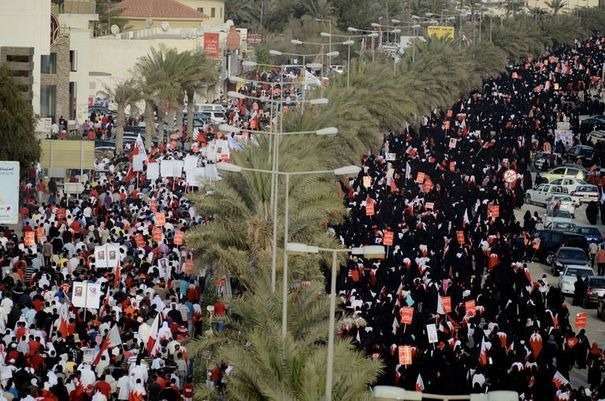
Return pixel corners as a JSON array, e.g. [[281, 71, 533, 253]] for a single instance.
[[515, 202, 605, 388]]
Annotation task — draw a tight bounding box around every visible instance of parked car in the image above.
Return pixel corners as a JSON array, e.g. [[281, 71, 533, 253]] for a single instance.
[[549, 177, 589, 194], [597, 296, 605, 320], [544, 220, 578, 233], [525, 184, 568, 206], [542, 166, 587, 183], [534, 230, 589, 261], [588, 129, 605, 145], [570, 184, 600, 204], [573, 225, 604, 245], [543, 211, 575, 229], [580, 115, 605, 133], [558, 265, 594, 294], [565, 144, 594, 162], [583, 276, 605, 307], [551, 246, 591, 276], [545, 194, 576, 217]]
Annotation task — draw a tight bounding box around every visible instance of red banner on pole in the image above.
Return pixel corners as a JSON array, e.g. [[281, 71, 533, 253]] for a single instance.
[[204, 32, 220, 59]]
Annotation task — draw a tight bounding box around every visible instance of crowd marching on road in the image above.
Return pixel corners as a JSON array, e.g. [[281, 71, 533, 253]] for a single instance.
[[4, 24, 605, 401], [335, 35, 605, 401]]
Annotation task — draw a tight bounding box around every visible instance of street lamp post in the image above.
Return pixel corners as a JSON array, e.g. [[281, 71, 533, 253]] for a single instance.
[[226, 91, 330, 292], [286, 242, 385, 401], [321, 32, 378, 87]]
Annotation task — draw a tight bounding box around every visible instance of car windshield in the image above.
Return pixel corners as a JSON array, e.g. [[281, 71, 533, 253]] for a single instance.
[[558, 249, 587, 260], [588, 277, 605, 288], [565, 268, 593, 277]]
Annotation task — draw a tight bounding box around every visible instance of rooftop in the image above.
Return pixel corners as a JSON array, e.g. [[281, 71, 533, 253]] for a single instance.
[[117, 0, 204, 19]]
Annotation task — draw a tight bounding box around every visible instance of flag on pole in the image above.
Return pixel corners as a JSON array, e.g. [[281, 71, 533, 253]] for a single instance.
[[552, 371, 569, 389], [132, 134, 147, 172], [146, 314, 161, 355], [114, 260, 121, 288], [57, 303, 72, 338], [108, 324, 122, 347], [415, 374, 425, 392]]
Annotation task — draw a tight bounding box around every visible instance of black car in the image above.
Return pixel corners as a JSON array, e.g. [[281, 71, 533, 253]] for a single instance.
[[550, 246, 590, 275], [597, 295, 605, 320], [535, 229, 589, 262], [572, 225, 604, 245], [580, 115, 605, 134]]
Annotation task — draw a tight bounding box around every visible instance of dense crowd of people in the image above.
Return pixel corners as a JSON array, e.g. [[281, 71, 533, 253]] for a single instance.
[[336, 36, 605, 400], [5, 27, 605, 401]]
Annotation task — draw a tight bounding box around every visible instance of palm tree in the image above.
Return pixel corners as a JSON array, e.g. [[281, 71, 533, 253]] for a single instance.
[[189, 271, 381, 401], [135, 46, 188, 144], [178, 51, 219, 137], [106, 78, 140, 152], [187, 135, 344, 283], [546, 0, 567, 15]]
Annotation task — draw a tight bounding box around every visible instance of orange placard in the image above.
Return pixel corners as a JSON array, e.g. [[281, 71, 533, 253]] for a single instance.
[[152, 227, 163, 242], [56, 208, 66, 220], [150, 200, 158, 213], [421, 178, 434, 193], [488, 205, 500, 218], [456, 230, 465, 245], [135, 234, 145, 248], [425, 202, 434, 211], [575, 312, 588, 329], [203, 32, 220, 59], [416, 172, 426, 184], [399, 345, 412, 365], [35, 227, 46, 243], [383, 230, 394, 246], [174, 230, 184, 246], [465, 300, 476, 317], [154, 212, 166, 227], [400, 307, 414, 325], [23, 231, 35, 247], [441, 296, 452, 314], [366, 199, 375, 216]]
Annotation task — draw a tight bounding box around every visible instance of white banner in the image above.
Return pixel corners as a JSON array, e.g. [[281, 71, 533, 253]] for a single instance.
[[147, 162, 160, 181], [72, 282, 102, 309], [427, 323, 438, 344], [0, 161, 19, 225], [160, 160, 184, 178], [94, 243, 120, 268]]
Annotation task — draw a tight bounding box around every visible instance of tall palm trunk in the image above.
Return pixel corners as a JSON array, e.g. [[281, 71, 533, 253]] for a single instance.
[[144, 100, 154, 149], [116, 104, 126, 153], [187, 89, 195, 138]]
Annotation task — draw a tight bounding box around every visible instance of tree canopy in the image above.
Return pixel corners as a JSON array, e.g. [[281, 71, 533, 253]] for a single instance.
[[0, 65, 40, 169]]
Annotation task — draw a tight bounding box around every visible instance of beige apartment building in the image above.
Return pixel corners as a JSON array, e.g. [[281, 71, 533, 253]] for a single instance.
[[116, 0, 225, 30]]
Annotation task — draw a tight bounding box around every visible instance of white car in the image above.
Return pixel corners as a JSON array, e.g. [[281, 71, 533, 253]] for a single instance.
[[525, 184, 568, 206], [549, 178, 589, 194], [559, 266, 594, 295], [545, 195, 576, 217], [542, 166, 587, 183], [570, 184, 600, 204]]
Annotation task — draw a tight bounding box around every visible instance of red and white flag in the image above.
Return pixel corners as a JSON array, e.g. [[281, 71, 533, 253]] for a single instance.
[[108, 324, 122, 347], [57, 303, 72, 338], [132, 134, 147, 172], [552, 371, 569, 389], [146, 314, 161, 355], [415, 374, 425, 392], [479, 338, 491, 366]]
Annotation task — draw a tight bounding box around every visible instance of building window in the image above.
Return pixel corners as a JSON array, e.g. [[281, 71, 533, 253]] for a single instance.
[[41, 53, 57, 74], [211, 7, 215, 17], [69, 82, 77, 120], [6, 55, 30, 63], [40, 85, 57, 118], [197, 7, 204, 15], [69, 50, 78, 72], [10, 70, 30, 77]]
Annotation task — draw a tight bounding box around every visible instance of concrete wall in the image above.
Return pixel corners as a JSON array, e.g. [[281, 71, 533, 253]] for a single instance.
[[41, 33, 71, 121], [0, 0, 51, 115], [60, 13, 98, 123]]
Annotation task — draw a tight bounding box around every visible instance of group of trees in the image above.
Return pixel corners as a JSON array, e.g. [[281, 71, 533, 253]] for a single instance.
[[109, 47, 218, 150], [187, 7, 605, 401]]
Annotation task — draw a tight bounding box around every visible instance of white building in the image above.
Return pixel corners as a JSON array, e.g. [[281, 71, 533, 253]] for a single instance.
[[0, 0, 51, 116]]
